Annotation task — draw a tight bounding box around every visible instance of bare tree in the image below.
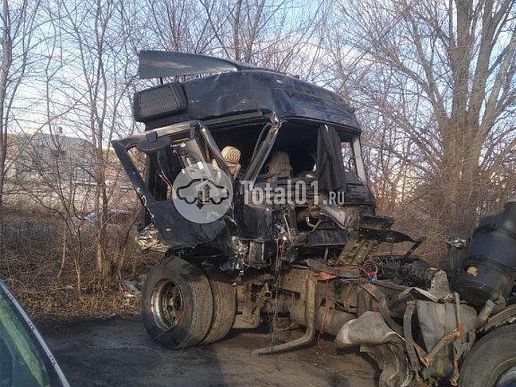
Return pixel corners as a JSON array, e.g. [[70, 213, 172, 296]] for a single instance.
[[140, 0, 329, 78], [331, 0, 515, 240], [140, 0, 216, 53], [0, 0, 42, 251], [46, 0, 137, 287]]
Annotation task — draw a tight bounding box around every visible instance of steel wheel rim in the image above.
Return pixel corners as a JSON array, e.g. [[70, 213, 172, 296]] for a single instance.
[[151, 280, 184, 330]]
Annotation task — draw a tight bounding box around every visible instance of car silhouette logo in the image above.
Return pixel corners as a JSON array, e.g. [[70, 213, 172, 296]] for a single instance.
[[172, 163, 233, 224], [176, 178, 230, 209]]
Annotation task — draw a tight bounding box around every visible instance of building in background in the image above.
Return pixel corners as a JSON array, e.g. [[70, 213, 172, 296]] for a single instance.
[[5, 128, 134, 210], [12, 128, 94, 185]]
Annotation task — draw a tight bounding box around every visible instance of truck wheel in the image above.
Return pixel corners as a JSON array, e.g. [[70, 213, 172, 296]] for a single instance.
[[142, 257, 213, 348], [202, 275, 236, 344], [459, 324, 516, 387]]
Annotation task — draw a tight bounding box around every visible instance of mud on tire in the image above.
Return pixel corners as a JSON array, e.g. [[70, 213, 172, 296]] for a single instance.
[[142, 257, 213, 348]]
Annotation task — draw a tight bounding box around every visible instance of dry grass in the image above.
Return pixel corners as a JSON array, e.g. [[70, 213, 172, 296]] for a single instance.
[[1, 201, 454, 323], [1, 208, 160, 321]]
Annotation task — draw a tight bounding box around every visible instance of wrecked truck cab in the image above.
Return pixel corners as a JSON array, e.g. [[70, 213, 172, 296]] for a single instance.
[[113, 51, 375, 254], [113, 51, 516, 387]]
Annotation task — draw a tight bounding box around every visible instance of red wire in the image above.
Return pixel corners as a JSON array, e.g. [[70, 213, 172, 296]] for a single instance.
[[316, 262, 378, 344]]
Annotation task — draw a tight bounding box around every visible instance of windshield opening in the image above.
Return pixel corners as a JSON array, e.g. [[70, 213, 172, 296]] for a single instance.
[[253, 121, 360, 185]]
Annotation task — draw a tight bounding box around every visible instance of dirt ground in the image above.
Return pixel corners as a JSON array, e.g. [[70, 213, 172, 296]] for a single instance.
[[42, 316, 379, 387]]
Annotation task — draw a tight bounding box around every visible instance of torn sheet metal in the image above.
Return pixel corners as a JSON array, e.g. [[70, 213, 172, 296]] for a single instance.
[[416, 301, 477, 379], [335, 312, 411, 387], [335, 311, 402, 347]]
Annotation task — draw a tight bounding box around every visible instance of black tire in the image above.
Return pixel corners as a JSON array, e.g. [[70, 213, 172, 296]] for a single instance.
[[459, 324, 516, 387], [202, 275, 236, 344], [142, 257, 213, 348]]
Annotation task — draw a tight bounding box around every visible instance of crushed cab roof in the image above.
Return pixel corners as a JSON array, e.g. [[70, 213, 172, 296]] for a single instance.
[[138, 51, 361, 132]]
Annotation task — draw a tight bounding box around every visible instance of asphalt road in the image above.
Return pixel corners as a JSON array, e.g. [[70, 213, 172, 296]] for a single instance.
[[43, 317, 378, 387]]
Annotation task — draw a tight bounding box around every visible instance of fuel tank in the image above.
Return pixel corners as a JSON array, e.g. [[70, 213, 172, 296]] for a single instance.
[[454, 198, 516, 307]]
